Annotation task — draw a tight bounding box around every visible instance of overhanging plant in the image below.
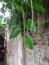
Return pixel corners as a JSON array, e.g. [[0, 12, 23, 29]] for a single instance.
[[0, 0, 45, 49]]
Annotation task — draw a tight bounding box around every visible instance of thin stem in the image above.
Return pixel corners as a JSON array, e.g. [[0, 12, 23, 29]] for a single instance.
[[22, 1, 25, 35], [30, 0, 33, 30], [23, 13, 25, 35]]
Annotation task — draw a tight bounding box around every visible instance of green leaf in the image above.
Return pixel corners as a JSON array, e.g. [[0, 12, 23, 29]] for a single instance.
[[12, 2, 25, 14], [25, 0, 45, 13], [23, 19, 31, 30], [33, 0, 45, 13], [22, 34, 34, 49], [10, 26, 21, 39], [23, 19, 36, 32], [8, 13, 17, 28]]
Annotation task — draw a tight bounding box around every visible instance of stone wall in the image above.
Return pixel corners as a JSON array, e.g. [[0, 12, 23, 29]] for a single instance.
[[6, 28, 49, 65], [6, 28, 18, 65], [26, 45, 49, 65]]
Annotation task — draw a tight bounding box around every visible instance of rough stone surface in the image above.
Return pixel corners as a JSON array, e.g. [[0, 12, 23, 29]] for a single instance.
[[6, 28, 49, 65], [26, 45, 49, 65], [6, 28, 18, 65]]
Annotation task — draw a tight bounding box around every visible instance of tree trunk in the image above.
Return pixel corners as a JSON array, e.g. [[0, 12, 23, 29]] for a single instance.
[[5, 27, 25, 65]]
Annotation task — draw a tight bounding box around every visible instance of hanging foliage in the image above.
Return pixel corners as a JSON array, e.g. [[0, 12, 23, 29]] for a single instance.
[[10, 26, 21, 39], [12, 1, 24, 14], [23, 19, 36, 32], [22, 34, 34, 49], [25, 0, 45, 13], [8, 13, 17, 28], [0, 0, 45, 49], [33, 0, 45, 13]]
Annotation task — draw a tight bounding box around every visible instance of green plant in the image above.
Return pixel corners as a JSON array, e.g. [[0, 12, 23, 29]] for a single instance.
[[0, 0, 45, 49], [10, 26, 21, 39], [22, 34, 34, 49], [8, 12, 17, 28], [23, 19, 36, 32]]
